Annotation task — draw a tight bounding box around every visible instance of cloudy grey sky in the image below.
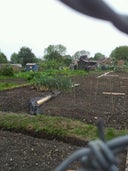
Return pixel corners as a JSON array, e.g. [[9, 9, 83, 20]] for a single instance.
[[0, 0, 128, 60]]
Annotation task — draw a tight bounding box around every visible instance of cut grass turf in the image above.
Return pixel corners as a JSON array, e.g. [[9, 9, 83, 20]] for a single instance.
[[0, 112, 127, 142]]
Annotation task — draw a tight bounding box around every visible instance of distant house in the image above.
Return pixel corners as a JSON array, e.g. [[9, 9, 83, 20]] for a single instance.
[[78, 55, 97, 70], [97, 58, 113, 70], [70, 59, 78, 70], [26, 63, 38, 71], [70, 55, 97, 70], [11, 64, 22, 72], [11, 64, 22, 68]]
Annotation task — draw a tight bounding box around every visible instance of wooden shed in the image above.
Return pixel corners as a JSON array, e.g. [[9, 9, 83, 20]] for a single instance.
[[26, 63, 38, 71], [78, 57, 97, 70]]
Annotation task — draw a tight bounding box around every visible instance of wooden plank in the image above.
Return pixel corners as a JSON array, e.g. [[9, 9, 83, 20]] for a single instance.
[[105, 74, 119, 77], [72, 83, 80, 88], [97, 71, 113, 78], [121, 77, 128, 80], [37, 95, 52, 105], [36, 90, 61, 105], [102, 92, 125, 96]]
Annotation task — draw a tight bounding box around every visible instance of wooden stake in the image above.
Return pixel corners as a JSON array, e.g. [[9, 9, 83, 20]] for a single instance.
[[97, 71, 113, 78], [102, 92, 125, 96]]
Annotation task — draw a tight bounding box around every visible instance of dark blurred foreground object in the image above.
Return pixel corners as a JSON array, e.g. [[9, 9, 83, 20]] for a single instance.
[[59, 0, 128, 35], [55, 119, 128, 171]]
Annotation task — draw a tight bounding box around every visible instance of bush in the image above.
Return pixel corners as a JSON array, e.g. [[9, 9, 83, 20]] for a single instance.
[[0, 65, 14, 76]]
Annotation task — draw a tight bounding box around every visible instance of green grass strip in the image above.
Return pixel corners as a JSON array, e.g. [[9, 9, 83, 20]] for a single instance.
[[0, 83, 31, 91], [0, 113, 127, 141]]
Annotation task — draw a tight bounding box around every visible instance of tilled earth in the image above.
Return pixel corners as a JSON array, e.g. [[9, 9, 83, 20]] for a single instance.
[[0, 130, 81, 171], [0, 72, 128, 129], [0, 71, 128, 170], [0, 130, 126, 171]]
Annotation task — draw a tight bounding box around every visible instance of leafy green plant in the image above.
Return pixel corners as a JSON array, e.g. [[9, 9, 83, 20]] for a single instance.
[[33, 74, 73, 91], [0, 65, 14, 76]]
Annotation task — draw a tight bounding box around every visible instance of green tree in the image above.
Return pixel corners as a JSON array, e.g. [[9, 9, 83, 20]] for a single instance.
[[40, 60, 62, 70], [18, 46, 37, 66], [0, 65, 14, 76], [93, 52, 105, 60], [10, 53, 19, 63], [44, 51, 62, 62], [110, 46, 128, 64], [73, 50, 90, 60], [63, 55, 72, 66], [44, 44, 67, 60], [43, 44, 72, 69], [0, 51, 8, 63]]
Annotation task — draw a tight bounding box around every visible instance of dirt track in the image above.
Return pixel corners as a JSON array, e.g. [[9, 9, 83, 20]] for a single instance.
[[0, 71, 128, 170]]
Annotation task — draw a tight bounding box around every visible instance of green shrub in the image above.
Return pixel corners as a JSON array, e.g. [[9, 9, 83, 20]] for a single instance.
[[0, 65, 14, 76], [40, 60, 63, 70]]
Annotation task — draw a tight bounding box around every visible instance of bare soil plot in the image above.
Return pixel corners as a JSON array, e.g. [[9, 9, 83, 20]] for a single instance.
[[0, 72, 128, 170], [0, 130, 126, 171], [0, 72, 128, 129]]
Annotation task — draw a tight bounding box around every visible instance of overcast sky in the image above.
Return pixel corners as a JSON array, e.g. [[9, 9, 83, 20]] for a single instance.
[[0, 0, 128, 60]]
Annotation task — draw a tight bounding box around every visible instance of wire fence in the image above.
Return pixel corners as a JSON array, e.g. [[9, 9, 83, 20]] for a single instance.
[[56, 1, 128, 170]]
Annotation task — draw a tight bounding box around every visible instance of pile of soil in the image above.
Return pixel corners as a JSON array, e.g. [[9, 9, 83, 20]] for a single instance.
[[0, 71, 128, 170]]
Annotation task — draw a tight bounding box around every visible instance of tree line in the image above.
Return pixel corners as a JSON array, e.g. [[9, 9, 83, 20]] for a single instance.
[[0, 44, 128, 69]]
